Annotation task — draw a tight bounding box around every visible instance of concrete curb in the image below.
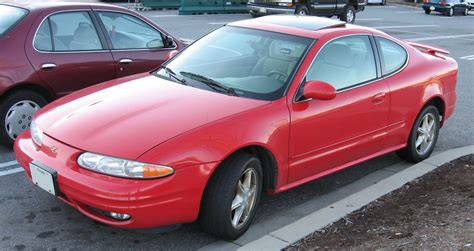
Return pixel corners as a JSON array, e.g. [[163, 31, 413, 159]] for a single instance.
[[237, 145, 474, 250]]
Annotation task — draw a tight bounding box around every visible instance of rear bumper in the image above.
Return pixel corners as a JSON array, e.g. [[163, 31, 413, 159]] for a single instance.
[[247, 4, 295, 15], [14, 132, 217, 229]]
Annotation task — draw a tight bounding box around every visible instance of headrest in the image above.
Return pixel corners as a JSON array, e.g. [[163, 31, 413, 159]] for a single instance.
[[269, 40, 304, 62], [322, 43, 354, 68]]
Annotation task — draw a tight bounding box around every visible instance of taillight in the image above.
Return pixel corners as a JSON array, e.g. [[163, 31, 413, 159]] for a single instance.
[[439, 1, 447, 4]]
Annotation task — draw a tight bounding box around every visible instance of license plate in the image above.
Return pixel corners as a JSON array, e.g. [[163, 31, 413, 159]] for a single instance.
[[430, 6, 435, 10], [259, 7, 267, 13], [30, 162, 58, 196]]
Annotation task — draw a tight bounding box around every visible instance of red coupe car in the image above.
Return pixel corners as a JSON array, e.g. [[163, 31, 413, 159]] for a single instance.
[[15, 16, 457, 240], [0, 2, 184, 146]]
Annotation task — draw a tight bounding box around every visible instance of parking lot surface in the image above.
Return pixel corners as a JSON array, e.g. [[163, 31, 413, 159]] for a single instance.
[[1, 4, 473, 250]]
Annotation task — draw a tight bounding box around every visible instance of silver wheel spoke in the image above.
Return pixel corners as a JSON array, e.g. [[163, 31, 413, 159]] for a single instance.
[[232, 206, 244, 227], [230, 168, 258, 228], [231, 195, 243, 211], [416, 136, 424, 148]]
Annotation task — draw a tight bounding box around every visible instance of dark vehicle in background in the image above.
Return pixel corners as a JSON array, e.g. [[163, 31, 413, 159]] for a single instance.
[[0, 2, 184, 147], [247, 0, 367, 23], [423, 0, 471, 16]]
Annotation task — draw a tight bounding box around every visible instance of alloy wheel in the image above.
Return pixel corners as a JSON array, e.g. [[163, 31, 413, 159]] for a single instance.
[[346, 9, 355, 23], [4, 100, 40, 140], [415, 113, 436, 155], [230, 168, 258, 229]]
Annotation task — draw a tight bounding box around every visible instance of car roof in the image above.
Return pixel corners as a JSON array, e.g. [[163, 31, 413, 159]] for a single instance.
[[1, 1, 121, 12], [229, 15, 360, 39]]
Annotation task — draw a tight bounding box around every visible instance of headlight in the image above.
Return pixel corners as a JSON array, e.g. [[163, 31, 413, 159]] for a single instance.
[[77, 152, 174, 179], [30, 120, 43, 146]]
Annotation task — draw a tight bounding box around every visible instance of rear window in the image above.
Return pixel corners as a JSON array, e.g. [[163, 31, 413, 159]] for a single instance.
[[0, 5, 28, 37]]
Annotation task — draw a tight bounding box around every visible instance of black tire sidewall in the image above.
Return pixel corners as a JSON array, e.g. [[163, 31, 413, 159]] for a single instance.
[[295, 5, 309, 15], [341, 5, 356, 23], [407, 106, 440, 162], [199, 153, 263, 240], [0, 91, 47, 147]]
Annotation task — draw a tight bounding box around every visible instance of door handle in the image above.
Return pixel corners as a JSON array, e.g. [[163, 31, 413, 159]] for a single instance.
[[119, 58, 133, 64], [40, 63, 57, 70], [372, 92, 386, 103]]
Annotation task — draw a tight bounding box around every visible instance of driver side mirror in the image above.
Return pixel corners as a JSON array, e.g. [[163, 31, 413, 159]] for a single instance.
[[164, 36, 175, 48], [303, 80, 336, 100]]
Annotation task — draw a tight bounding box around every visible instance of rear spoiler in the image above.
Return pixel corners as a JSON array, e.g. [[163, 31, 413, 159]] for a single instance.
[[406, 41, 450, 56]]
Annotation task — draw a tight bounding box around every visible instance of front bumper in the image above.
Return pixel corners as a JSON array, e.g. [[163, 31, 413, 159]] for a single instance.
[[247, 3, 295, 15], [422, 4, 450, 12], [14, 132, 217, 228]]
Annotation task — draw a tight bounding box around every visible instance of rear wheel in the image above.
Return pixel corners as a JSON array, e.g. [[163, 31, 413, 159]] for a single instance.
[[396, 105, 440, 163], [0, 90, 47, 147], [446, 7, 454, 16], [340, 5, 356, 23], [199, 153, 263, 240], [425, 9, 431, 14], [295, 5, 309, 15]]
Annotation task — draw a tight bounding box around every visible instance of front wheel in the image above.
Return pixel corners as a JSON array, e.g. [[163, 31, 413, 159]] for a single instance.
[[396, 105, 440, 163], [446, 7, 454, 16], [340, 5, 356, 23], [462, 7, 468, 15], [295, 5, 309, 15], [0, 90, 47, 147], [199, 153, 263, 240], [425, 9, 431, 14]]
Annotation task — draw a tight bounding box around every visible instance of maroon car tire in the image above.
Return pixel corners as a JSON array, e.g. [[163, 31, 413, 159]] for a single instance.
[[199, 153, 263, 240], [396, 105, 440, 163], [0, 90, 47, 147]]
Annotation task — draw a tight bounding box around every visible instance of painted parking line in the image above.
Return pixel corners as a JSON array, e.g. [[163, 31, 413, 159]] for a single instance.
[[0, 160, 18, 169], [371, 24, 440, 29], [395, 11, 423, 13], [406, 34, 474, 41], [357, 18, 384, 21], [460, 55, 474, 60], [0, 167, 23, 176]]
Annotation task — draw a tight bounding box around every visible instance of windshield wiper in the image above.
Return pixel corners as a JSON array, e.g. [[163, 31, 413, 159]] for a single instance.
[[160, 66, 187, 85], [179, 71, 238, 96]]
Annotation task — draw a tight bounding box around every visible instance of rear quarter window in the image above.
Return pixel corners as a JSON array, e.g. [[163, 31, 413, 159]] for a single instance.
[[0, 5, 28, 37], [376, 37, 408, 76]]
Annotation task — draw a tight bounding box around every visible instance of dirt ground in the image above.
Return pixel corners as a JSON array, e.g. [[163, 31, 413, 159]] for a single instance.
[[287, 155, 474, 250]]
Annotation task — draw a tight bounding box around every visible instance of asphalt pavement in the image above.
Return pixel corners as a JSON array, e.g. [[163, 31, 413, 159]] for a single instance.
[[0, 4, 473, 250]]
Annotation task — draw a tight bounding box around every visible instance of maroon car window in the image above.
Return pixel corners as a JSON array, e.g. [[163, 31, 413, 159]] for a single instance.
[[0, 5, 28, 37], [34, 11, 103, 52], [376, 37, 408, 76], [306, 35, 377, 91], [97, 12, 164, 50]]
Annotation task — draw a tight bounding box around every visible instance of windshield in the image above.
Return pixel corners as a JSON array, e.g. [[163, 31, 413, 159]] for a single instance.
[[0, 5, 28, 37], [156, 26, 313, 101]]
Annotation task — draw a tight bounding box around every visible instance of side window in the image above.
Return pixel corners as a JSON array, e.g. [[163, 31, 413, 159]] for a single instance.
[[97, 12, 164, 50], [376, 37, 407, 76], [34, 21, 52, 51], [306, 35, 377, 91], [34, 11, 103, 52], [50, 12, 102, 51]]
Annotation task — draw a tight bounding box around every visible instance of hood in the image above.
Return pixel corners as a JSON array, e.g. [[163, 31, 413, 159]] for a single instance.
[[35, 74, 269, 159]]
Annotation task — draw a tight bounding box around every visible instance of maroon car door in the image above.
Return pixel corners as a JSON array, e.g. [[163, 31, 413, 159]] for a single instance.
[[25, 9, 115, 97], [288, 35, 390, 183], [93, 10, 172, 78]]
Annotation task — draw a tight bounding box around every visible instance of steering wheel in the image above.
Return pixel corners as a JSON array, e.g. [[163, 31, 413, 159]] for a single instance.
[[268, 70, 288, 82]]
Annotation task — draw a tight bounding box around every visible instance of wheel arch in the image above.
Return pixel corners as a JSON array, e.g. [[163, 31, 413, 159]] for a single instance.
[[0, 83, 55, 103], [348, 0, 359, 10]]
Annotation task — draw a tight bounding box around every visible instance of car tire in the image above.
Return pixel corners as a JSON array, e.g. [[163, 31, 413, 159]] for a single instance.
[[462, 7, 468, 15], [396, 105, 440, 163], [446, 7, 454, 16], [199, 153, 263, 240], [340, 5, 356, 23], [424, 9, 431, 14], [250, 13, 259, 18], [295, 5, 309, 15], [0, 90, 47, 147], [380, 0, 386, 5]]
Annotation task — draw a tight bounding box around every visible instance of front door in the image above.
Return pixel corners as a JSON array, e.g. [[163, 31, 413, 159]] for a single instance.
[[94, 11, 173, 78], [25, 9, 115, 97], [288, 35, 390, 183], [310, 0, 337, 15]]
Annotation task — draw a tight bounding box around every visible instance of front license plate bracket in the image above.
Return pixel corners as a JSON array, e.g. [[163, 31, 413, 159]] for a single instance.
[[30, 161, 59, 196]]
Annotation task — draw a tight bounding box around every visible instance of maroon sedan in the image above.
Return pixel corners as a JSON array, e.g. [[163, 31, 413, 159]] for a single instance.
[[0, 2, 184, 146]]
